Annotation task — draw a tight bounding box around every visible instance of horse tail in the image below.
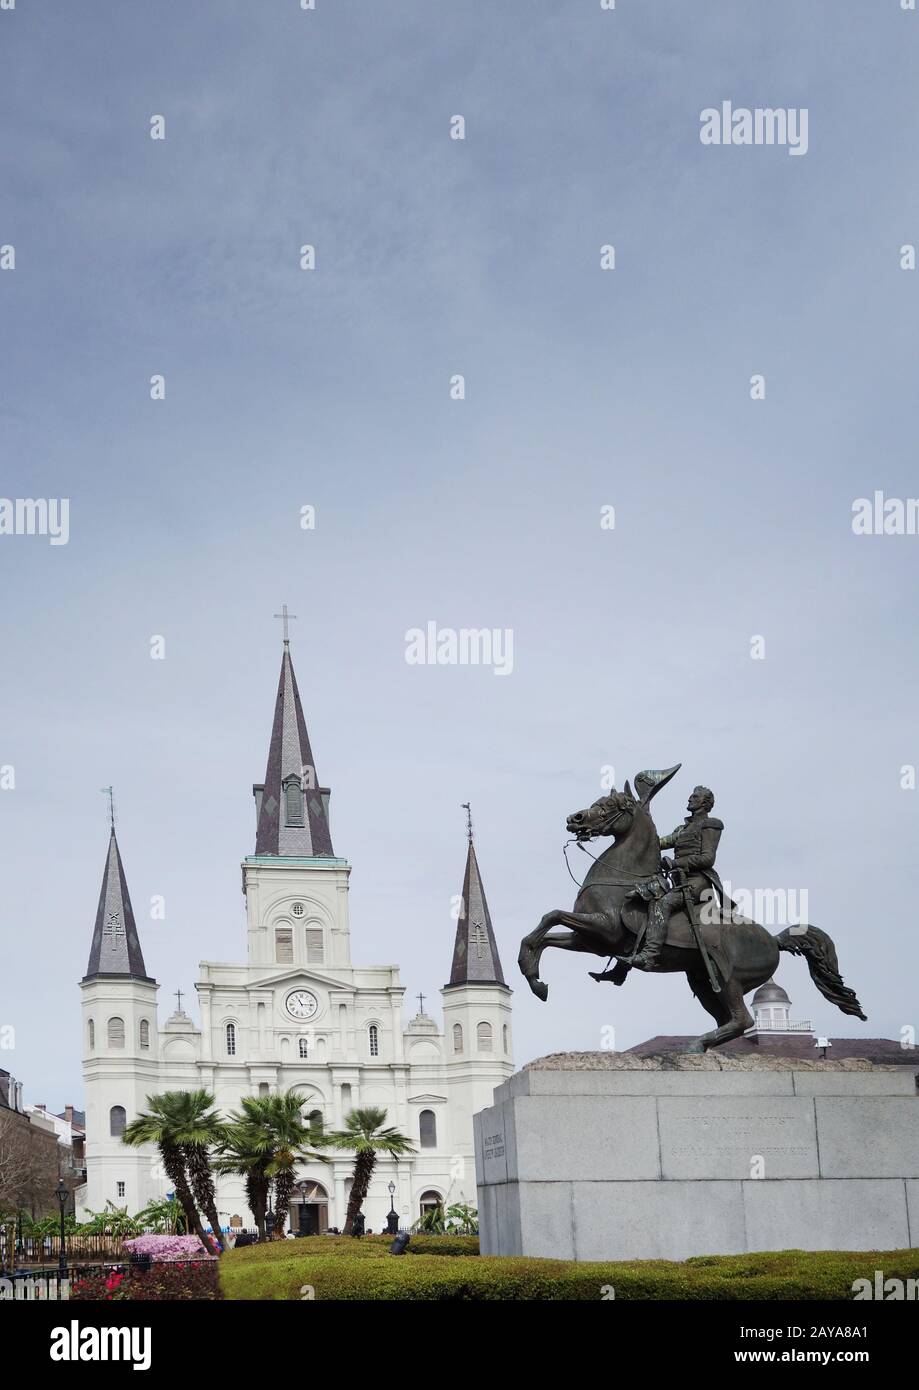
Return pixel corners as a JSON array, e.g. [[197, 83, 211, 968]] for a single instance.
[[775, 925, 867, 1020]]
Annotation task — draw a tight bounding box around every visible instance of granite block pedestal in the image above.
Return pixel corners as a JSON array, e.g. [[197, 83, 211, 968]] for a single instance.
[[473, 1053, 919, 1261]]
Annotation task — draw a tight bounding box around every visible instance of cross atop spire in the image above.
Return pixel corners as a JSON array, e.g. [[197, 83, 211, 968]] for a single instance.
[[83, 823, 153, 983], [253, 635, 335, 857], [274, 603, 297, 646], [445, 819, 507, 989], [100, 786, 115, 830]]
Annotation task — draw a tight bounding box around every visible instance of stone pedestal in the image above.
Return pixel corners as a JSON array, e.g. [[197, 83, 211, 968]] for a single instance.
[[473, 1053, 919, 1261]]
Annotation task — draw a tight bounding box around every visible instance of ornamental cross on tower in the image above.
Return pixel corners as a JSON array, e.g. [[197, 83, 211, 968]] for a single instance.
[[100, 785, 116, 829], [274, 603, 298, 646]]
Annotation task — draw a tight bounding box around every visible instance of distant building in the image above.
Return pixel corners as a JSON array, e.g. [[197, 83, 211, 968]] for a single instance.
[[0, 1070, 69, 1218], [630, 978, 917, 1067]]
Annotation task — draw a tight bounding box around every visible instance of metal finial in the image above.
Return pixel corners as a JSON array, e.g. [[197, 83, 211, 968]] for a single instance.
[[461, 802, 473, 844], [100, 786, 116, 829]]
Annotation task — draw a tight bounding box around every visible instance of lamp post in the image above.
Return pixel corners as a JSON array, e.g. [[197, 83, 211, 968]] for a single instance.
[[385, 1179, 399, 1235], [295, 1179, 310, 1237], [54, 1180, 69, 1277]]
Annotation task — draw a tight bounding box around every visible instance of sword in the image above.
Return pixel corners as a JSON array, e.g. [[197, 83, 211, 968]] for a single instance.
[[679, 877, 722, 994]]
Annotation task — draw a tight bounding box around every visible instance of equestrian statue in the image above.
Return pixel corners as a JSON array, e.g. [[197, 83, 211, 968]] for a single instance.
[[517, 764, 866, 1052]]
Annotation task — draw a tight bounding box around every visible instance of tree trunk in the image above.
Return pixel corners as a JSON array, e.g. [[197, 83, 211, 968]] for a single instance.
[[245, 1174, 268, 1241], [273, 1170, 294, 1239], [343, 1152, 375, 1235], [183, 1146, 225, 1253], [161, 1146, 211, 1251]]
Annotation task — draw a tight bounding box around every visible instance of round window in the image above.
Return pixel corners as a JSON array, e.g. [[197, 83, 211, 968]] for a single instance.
[[292, 903, 305, 917]]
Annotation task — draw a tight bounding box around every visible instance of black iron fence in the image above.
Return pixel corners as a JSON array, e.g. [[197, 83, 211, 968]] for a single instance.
[[0, 1263, 125, 1301]]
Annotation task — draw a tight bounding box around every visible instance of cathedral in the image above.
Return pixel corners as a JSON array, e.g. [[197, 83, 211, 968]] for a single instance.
[[77, 634, 513, 1233]]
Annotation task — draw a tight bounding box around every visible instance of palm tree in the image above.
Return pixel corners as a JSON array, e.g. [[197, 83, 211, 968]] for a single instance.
[[215, 1091, 327, 1239], [319, 1107, 414, 1234], [263, 1091, 328, 1237], [213, 1107, 271, 1241], [122, 1090, 225, 1252]]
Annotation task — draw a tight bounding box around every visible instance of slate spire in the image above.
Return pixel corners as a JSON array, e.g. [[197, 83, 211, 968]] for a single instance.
[[84, 827, 151, 981], [254, 639, 334, 857], [446, 812, 506, 987]]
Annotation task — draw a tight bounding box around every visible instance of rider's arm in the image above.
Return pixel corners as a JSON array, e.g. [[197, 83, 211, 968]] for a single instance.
[[658, 828, 680, 851]]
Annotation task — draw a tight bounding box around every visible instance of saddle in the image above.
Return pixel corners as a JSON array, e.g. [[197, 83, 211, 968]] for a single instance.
[[619, 891, 733, 981]]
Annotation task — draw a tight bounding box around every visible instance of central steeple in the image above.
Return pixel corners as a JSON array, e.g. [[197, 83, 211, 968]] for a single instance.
[[253, 630, 334, 858]]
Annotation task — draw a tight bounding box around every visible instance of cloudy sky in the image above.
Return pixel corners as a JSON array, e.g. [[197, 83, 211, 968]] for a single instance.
[[2, 1, 917, 1108]]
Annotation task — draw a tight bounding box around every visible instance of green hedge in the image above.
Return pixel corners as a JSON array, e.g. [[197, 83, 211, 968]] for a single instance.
[[220, 1243, 919, 1302]]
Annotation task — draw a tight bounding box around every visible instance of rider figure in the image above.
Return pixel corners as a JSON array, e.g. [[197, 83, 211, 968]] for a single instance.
[[629, 786, 724, 972]]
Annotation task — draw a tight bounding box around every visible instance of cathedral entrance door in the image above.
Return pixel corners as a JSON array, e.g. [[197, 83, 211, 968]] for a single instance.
[[294, 1181, 329, 1235]]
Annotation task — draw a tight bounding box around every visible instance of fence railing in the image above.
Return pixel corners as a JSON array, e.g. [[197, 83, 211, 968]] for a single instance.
[[0, 1232, 129, 1267], [0, 1263, 125, 1302]]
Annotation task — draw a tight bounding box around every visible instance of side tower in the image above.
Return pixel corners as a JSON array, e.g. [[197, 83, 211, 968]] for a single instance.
[[80, 823, 159, 1215], [441, 814, 513, 1172]]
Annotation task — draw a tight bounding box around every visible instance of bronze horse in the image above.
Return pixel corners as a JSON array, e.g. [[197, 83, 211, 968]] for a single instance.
[[518, 765, 866, 1052]]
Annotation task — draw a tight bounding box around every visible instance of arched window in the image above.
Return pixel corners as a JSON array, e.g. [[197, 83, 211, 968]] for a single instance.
[[107, 1017, 125, 1048], [368, 1024, 379, 1057], [139, 1019, 150, 1050], [307, 1108, 323, 1135], [419, 1109, 437, 1149], [283, 776, 304, 827], [305, 927, 324, 963], [109, 1106, 126, 1138], [275, 927, 293, 964], [226, 1023, 237, 1056], [88, 1019, 95, 1051], [298, 1037, 309, 1059], [476, 1021, 493, 1052], [419, 1190, 442, 1219], [503, 1024, 509, 1053], [452, 1022, 463, 1054]]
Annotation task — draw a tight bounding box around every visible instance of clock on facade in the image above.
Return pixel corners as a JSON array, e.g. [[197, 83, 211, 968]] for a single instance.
[[284, 989, 319, 1021]]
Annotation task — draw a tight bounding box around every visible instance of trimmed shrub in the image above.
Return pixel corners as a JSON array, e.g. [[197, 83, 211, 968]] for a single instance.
[[220, 1244, 919, 1302]]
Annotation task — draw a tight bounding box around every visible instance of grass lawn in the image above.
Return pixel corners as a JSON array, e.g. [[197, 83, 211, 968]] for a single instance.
[[220, 1235, 919, 1301]]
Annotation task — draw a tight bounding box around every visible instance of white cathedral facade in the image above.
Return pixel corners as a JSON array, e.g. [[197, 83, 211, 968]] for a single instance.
[[77, 636, 513, 1233]]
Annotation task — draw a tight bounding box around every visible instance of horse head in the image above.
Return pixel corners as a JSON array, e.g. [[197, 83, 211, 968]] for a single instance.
[[566, 764, 682, 848]]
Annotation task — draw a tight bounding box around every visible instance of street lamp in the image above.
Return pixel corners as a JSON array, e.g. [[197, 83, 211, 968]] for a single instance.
[[54, 1180, 69, 1276], [385, 1180, 399, 1235]]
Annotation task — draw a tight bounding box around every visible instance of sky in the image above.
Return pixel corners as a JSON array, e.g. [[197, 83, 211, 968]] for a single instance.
[[1, 1, 917, 1109]]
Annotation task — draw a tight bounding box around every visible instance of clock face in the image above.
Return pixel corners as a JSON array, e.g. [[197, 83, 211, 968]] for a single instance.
[[285, 989, 319, 1021]]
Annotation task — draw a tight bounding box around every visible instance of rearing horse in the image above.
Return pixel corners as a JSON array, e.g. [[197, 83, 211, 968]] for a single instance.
[[518, 765, 866, 1052]]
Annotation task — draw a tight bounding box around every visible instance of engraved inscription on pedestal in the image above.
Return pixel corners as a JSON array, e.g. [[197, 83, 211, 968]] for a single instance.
[[481, 1120, 508, 1183], [658, 1096, 819, 1179]]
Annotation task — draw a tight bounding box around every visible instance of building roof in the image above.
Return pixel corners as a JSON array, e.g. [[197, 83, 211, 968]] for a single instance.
[[445, 836, 507, 988], [83, 827, 153, 982], [629, 1035, 918, 1066], [254, 640, 335, 857]]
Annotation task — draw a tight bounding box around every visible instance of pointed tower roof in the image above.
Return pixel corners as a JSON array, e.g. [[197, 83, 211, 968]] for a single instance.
[[84, 828, 153, 982], [446, 814, 507, 988], [254, 638, 335, 857]]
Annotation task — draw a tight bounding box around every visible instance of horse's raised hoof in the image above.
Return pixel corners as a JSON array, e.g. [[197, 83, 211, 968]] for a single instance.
[[527, 978, 548, 1001]]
